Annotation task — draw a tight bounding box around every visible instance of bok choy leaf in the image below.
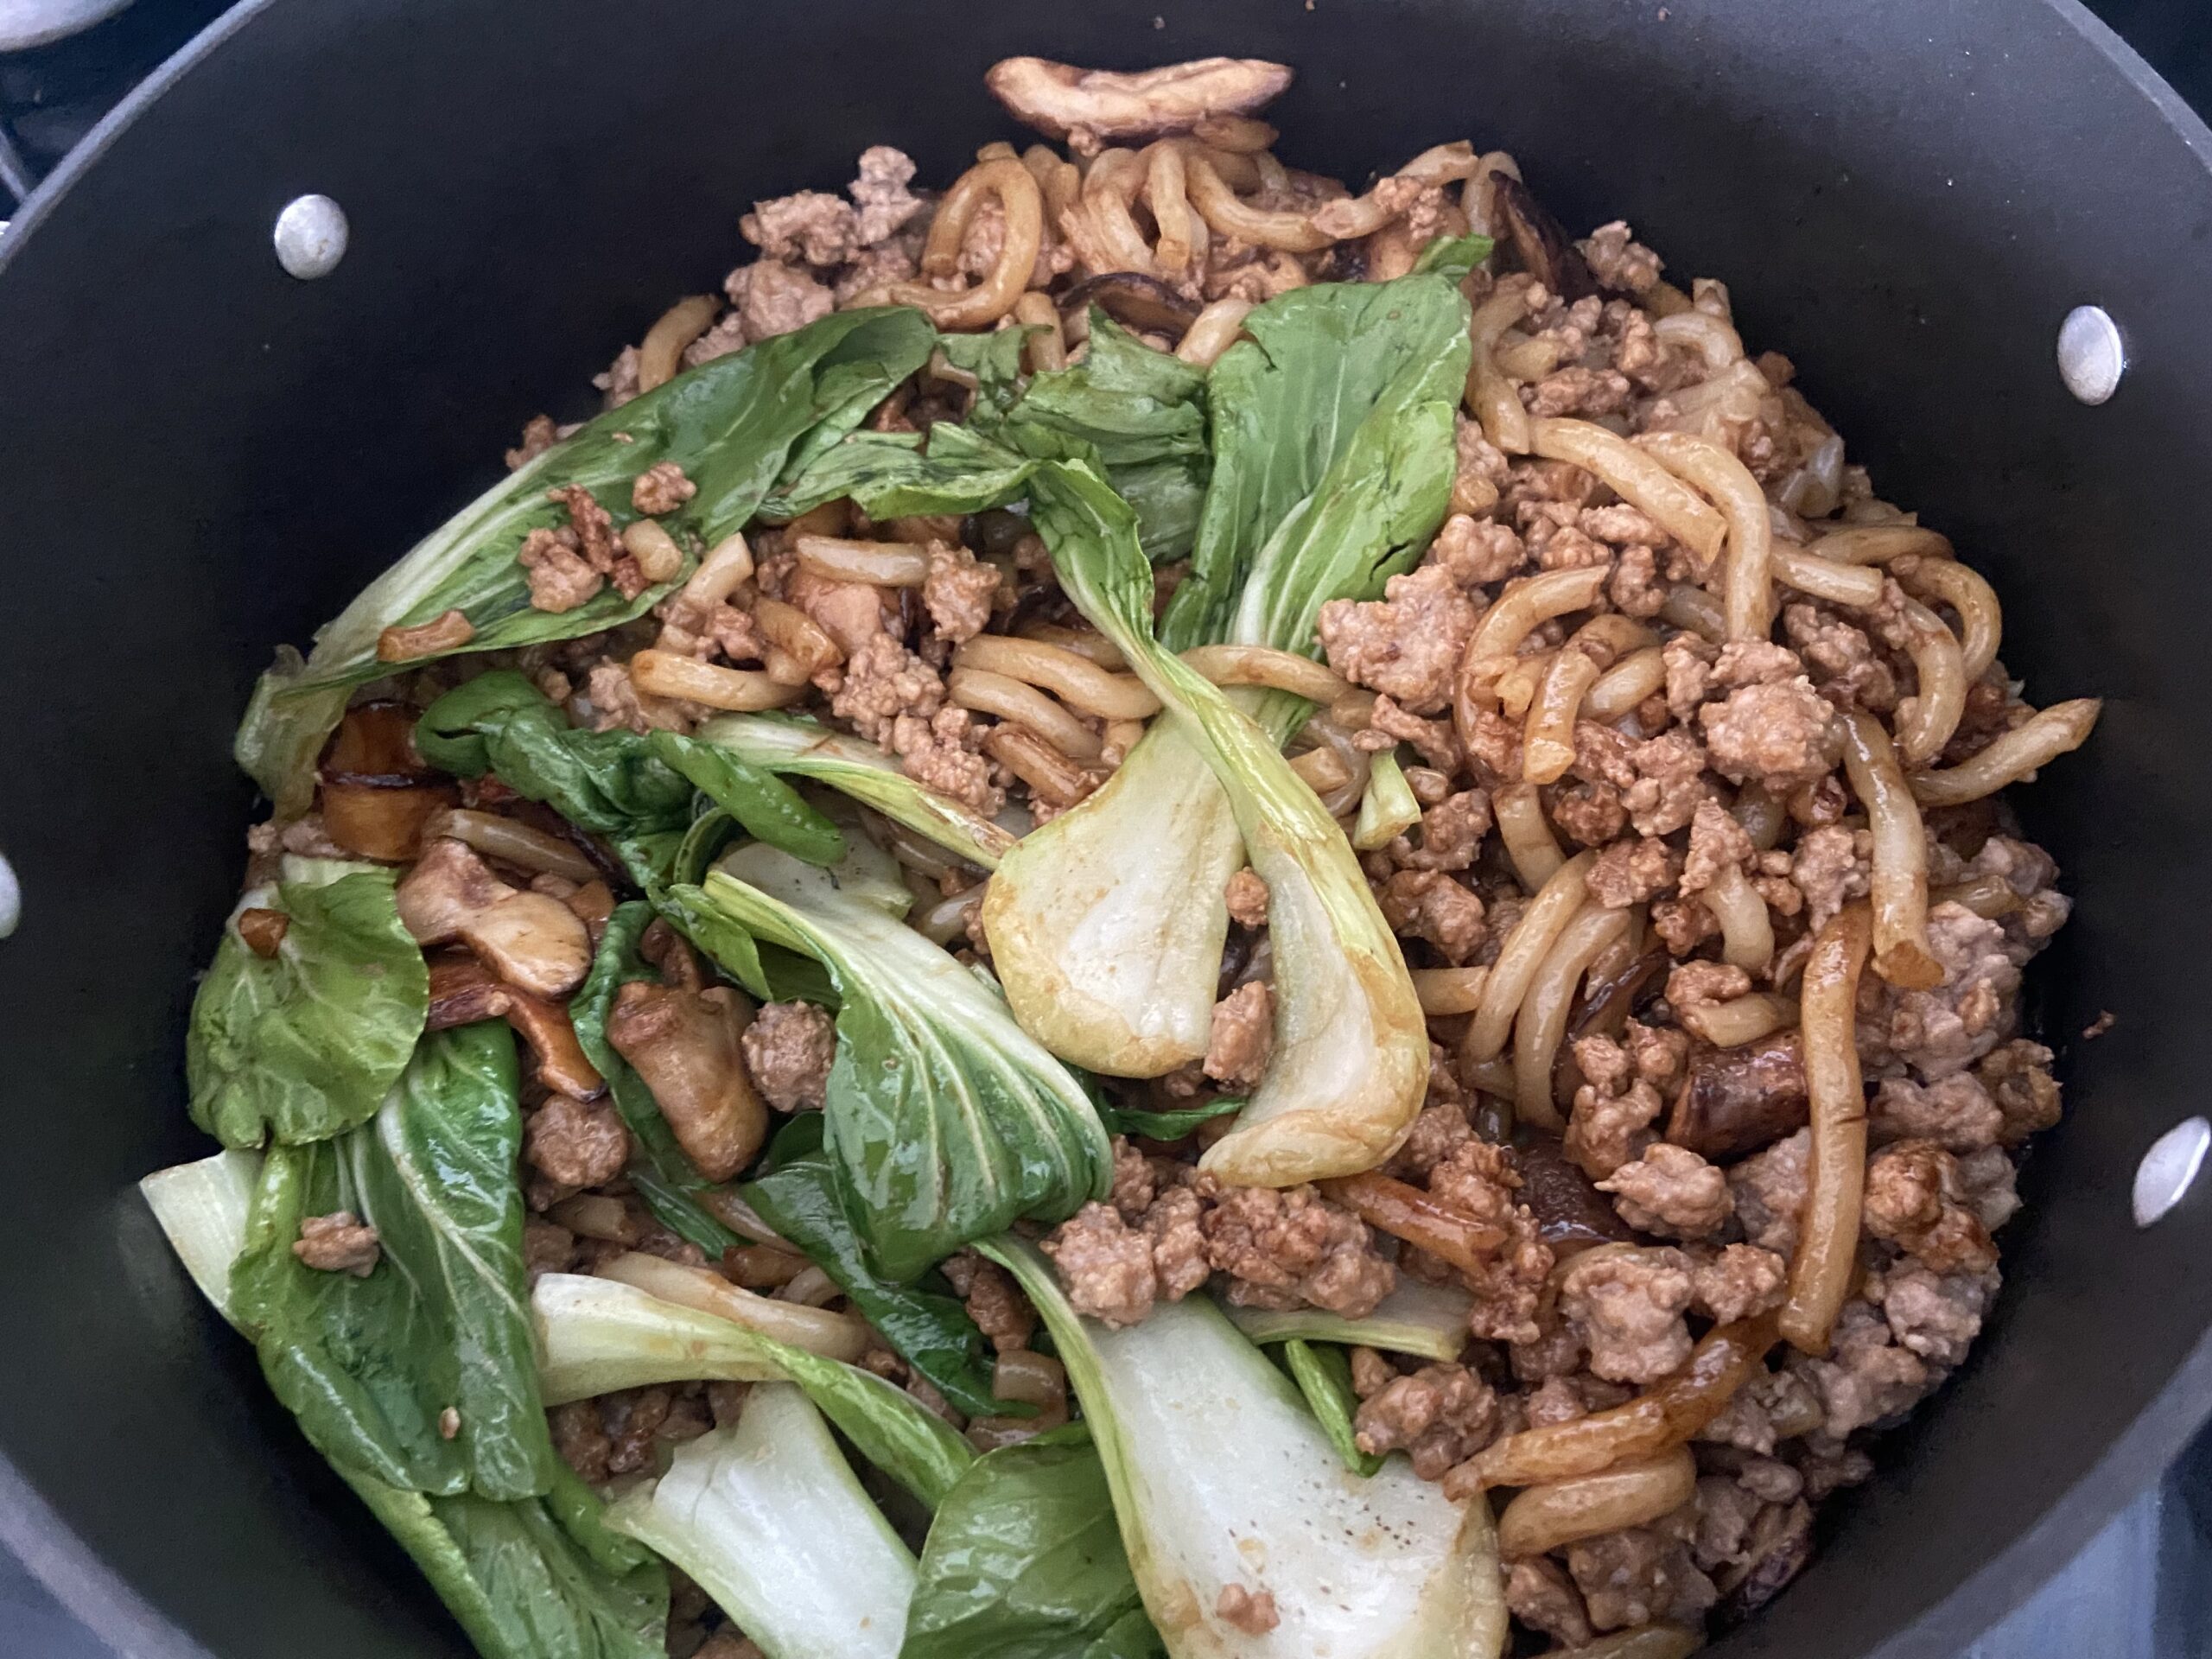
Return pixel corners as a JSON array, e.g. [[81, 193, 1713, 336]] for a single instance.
[[1281, 1339, 1385, 1478], [983, 1238, 1507, 1659], [186, 870, 429, 1149], [1014, 462, 1430, 1185], [1223, 1279, 1476, 1363], [608, 1383, 918, 1659], [238, 306, 936, 815], [665, 842, 1112, 1282]]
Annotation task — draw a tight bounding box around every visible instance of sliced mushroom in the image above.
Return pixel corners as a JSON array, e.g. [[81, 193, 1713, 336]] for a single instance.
[[397, 837, 591, 998], [425, 953, 606, 1100], [605, 981, 769, 1183], [1060, 271, 1204, 340], [985, 56, 1293, 148], [1666, 1030, 1809, 1163], [1516, 1135, 1637, 1258], [1491, 174, 1601, 302], [319, 702, 457, 861]]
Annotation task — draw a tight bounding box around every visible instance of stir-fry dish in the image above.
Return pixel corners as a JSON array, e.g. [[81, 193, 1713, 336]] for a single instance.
[[143, 54, 2103, 1659]]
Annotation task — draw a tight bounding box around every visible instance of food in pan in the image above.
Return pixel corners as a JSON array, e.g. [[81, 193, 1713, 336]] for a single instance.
[[142, 53, 2100, 1659]]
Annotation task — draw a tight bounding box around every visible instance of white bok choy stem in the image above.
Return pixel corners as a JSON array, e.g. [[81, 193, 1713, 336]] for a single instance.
[[983, 1237, 1505, 1659], [1222, 1279, 1477, 1363], [607, 1383, 916, 1659], [1025, 461, 1428, 1185], [139, 1149, 264, 1320]]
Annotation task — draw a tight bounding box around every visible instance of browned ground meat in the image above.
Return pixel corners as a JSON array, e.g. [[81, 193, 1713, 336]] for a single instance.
[[1224, 868, 1269, 928], [1352, 1363, 1500, 1478], [1202, 1180, 1396, 1317], [1558, 1247, 1696, 1384], [940, 1249, 1035, 1353], [1203, 981, 1274, 1088], [292, 1211, 380, 1276], [525, 1095, 632, 1189], [740, 1000, 836, 1111]]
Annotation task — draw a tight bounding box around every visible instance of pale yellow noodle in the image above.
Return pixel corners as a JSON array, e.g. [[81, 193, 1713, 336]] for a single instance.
[[1567, 613, 1658, 667], [1460, 149, 1522, 238], [1494, 781, 1566, 889], [1909, 698, 2102, 807], [1495, 650, 1555, 721], [1145, 141, 1198, 273], [1700, 862, 1775, 973], [1584, 646, 1668, 721], [1637, 429, 1771, 639], [678, 533, 755, 608], [793, 536, 931, 587], [1310, 141, 1479, 238], [1177, 296, 1255, 366], [1182, 149, 1333, 251], [1192, 113, 1279, 152], [1732, 781, 1788, 851], [982, 725, 1096, 810], [956, 634, 1161, 719], [1014, 291, 1067, 372], [1808, 524, 1953, 565], [636, 294, 720, 394], [1465, 851, 1594, 1063], [1896, 554, 2003, 682], [1179, 644, 1352, 704], [1466, 285, 1535, 454], [629, 652, 807, 713], [1531, 417, 1726, 567], [1464, 567, 1611, 702], [1289, 745, 1353, 795], [883, 158, 1044, 329], [1840, 710, 1942, 989], [1660, 583, 1725, 643], [1525, 651, 1600, 785], [949, 666, 1103, 760], [1496, 1447, 1698, 1558], [1772, 545, 1885, 607], [1652, 309, 1744, 371], [1676, 992, 1797, 1048], [1781, 907, 1872, 1354], [1020, 624, 1127, 670], [1885, 589, 1968, 767], [1412, 966, 1492, 1016], [620, 519, 684, 583], [1514, 901, 1631, 1132]]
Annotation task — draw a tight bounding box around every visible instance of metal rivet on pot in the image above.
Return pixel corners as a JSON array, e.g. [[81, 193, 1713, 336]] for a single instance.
[[272, 194, 348, 280], [2056, 304, 2124, 405], [2133, 1116, 2210, 1229], [0, 851, 17, 939]]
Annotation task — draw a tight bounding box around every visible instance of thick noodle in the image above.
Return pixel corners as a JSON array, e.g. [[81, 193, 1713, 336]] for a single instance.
[[1530, 418, 1726, 568], [1780, 907, 1872, 1354], [1840, 711, 1941, 988], [1638, 429, 1772, 640], [1514, 902, 1632, 1132], [1465, 851, 1593, 1063], [1910, 698, 2103, 806]]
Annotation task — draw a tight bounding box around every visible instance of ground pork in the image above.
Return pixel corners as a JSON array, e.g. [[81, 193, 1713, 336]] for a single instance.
[[582, 659, 696, 735], [1041, 1203, 1161, 1327], [1598, 1143, 1733, 1238], [1559, 1247, 1696, 1384], [1429, 1140, 1554, 1344], [940, 1249, 1035, 1353], [1790, 824, 1871, 932], [1224, 868, 1269, 928], [518, 527, 605, 613], [1566, 1522, 1718, 1633], [293, 1211, 380, 1276], [1389, 1100, 1476, 1180], [1793, 1300, 1933, 1437], [1363, 694, 1465, 772], [1680, 798, 1754, 895], [921, 543, 1000, 643], [1662, 633, 1717, 722], [525, 1095, 631, 1188], [1699, 677, 1841, 791], [1430, 513, 1524, 587], [1866, 1261, 1998, 1368], [727, 259, 834, 340], [1384, 790, 1490, 873], [1978, 1039, 2063, 1144], [1377, 870, 1486, 963], [1697, 1364, 1823, 1456], [1316, 564, 1478, 715], [1624, 730, 1712, 836], [1860, 903, 2022, 1081], [1586, 836, 1681, 908], [743, 189, 865, 267], [1730, 1128, 1811, 1256], [1668, 958, 1752, 1008], [1861, 1140, 1999, 1274], [631, 461, 696, 517], [1506, 1558, 1596, 1649], [550, 1399, 613, 1484], [889, 707, 1003, 815], [1691, 1243, 1789, 1324], [1870, 1071, 2004, 1152], [831, 632, 945, 743], [1784, 602, 1898, 713], [1580, 220, 1663, 293], [1202, 1181, 1396, 1317], [1203, 981, 1274, 1089], [1566, 1071, 1663, 1184], [1353, 1363, 1500, 1478], [740, 1000, 836, 1112]]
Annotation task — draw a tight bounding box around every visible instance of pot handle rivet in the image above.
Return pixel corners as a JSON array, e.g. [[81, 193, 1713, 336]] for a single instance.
[[0, 851, 15, 938], [2057, 304, 2124, 406], [273, 194, 348, 280], [2133, 1116, 2209, 1229]]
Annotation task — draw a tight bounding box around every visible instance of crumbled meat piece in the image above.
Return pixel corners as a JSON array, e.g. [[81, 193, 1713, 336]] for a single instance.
[[1795, 1300, 1932, 1436], [1871, 1071, 2004, 1152], [1784, 602, 1898, 713], [1224, 868, 1269, 928], [1867, 1261, 1999, 1368], [1042, 1202, 1160, 1327], [1429, 513, 1525, 587], [1559, 1247, 1696, 1383], [1696, 1365, 1821, 1456], [1730, 1128, 1811, 1256], [1713, 640, 1802, 689], [582, 659, 693, 735], [1363, 694, 1464, 772], [1692, 1475, 1765, 1573], [525, 1095, 631, 1188], [1528, 365, 1634, 419], [1861, 903, 2022, 1081], [1796, 1443, 1876, 1501], [740, 1000, 836, 1112], [743, 189, 862, 266], [832, 632, 946, 743], [1691, 1243, 1789, 1324], [1567, 1073, 1664, 1183], [549, 1399, 613, 1484], [1680, 798, 1755, 896], [1316, 564, 1478, 715], [1215, 1585, 1279, 1636], [1428, 1140, 1554, 1344], [293, 1211, 380, 1276], [1650, 895, 1720, 956], [1699, 677, 1842, 791], [1389, 790, 1491, 873], [1862, 1139, 1999, 1274], [728, 260, 835, 340], [1108, 1137, 1156, 1220], [1146, 1185, 1212, 1300], [1202, 1180, 1396, 1318], [1506, 1557, 1595, 1649], [506, 413, 560, 470], [1580, 221, 1663, 293], [850, 145, 925, 243], [921, 543, 1001, 644], [788, 569, 889, 654], [1203, 981, 1274, 1089], [1609, 543, 1665, 616], [1550, 779, 1628, 846], [1377, 870, 1487, 963], [524, 1218, 576, 1280], [683, 312, 749, 367], [605, 1387, 674, 1476], [1350, 1345, 1398, 1397], [596, 345, 641, 408], [1566, 1523, 1718, 1633], [1628, 1021, 1691, 1088], [941, 1249, 1035, 1353], [631, 461, 696, 516], [1790, 824, 1871, 932], [891, 707, 1005, 816], [518, 528, 606, 613], [1662, 633, 1717, 722], [1389, 1101, 1474, 1181], [1978, 1039, 2063, 1144], [1525, 1373, 1590, 1427], [1624, 730, 1711, 836], [1586, 836, 1681, 907], [1668, 958, 1751, 1007], [1353, 1363, 1500, 1479], [1598, 1143, 1733, 1239]]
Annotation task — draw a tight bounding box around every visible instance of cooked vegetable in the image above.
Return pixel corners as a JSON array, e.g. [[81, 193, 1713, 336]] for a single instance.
[[984, 1237, 1508, 1658], [186, 870, 429, 1148], [238, 307, 936, 814], [1493, 1447, 1697, 1558], [902, 1433, 1162, 1659], [1096, 1095, 1248, 1141], [1353, 748, 1421, 852], [648, 730, 847, 868], [532, 1272, 974, 1510], [1224, 1279, 1476, 1363], [228, 1024, 553, 1500], [607, 1383, 918, 1659], [1282, 1339, 1386, 1477], [664, 842, 1112, 1281], [693, 713, 1015, 870], [139, 1148, 263, 1316]]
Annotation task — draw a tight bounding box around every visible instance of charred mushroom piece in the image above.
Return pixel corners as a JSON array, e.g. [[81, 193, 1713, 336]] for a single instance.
[[236, 907, 290, 959], [1667, 1030, 1810, 1163], [1556, 946, 1669, 1109], [318, 702, 459, 861], [1716, 1499, 1815, 1624], [605, 981, 769, 1183], [1491, 174, 1601, 303], [397, 837, 592, 998], [985, 55, 1293, 149], [1061, 272, 1204, 340], [1516, 1135, 1637, 1257], [424, 953, 606, 1099]]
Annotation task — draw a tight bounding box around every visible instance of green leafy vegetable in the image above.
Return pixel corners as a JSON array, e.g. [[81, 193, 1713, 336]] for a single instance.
[[532, 1272, 974, 1510], [693, 713, 1015, 870], [648, 731, 847, 867], [1016, 462, 1431, 1185], [229, 1024, 554, 1501], [186, 872, 429, 1149], [415, 671, 695, 834], [238, 306, 937, 815], [1282, 1339, 1385, 1477], [674, 842, 1113, 1282], [743, 1118, 1001, 1418], [1353, 747, 1421, 851], [608, 1383, 918, 1659], [569, 902, 741, 1255], [1095, 1096, 1246, 1142], [901, 1434, 1160, 1659], [983, 1238, 1508, 1659], [1222, 1279, 1477, 1363]]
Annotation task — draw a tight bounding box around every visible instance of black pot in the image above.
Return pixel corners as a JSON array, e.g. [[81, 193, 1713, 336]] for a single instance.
[[3, 2, 2209, 1654]]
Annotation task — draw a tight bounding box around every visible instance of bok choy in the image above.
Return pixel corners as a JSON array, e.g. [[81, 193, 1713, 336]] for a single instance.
[[983, 1238, 1507, 1659], [238, 307, 935, 815]]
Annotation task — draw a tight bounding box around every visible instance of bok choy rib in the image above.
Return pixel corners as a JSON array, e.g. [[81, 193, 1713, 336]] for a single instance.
[[238, 306, 936, 815], [1223, 1279, 1477, 1363], [608, 1383, 918, 1659], [983, 264, 1477, 1083], [661, 841, 1112, 1282], [982, 1238, 1507, 1659], [1023, 462, 1429, 1185]]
